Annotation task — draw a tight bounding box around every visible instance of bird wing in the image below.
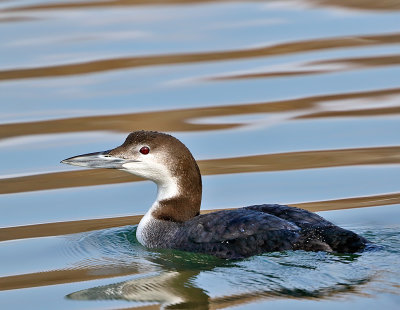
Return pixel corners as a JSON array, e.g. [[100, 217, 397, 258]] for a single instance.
[[185, 208, 300, 244], [244, 204, 334, 228], [173, 205, 368, 258], [173, 208, 301, 259], [245, 204, 368, 252]]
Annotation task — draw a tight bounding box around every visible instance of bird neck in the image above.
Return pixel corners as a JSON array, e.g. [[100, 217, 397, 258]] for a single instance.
[[150, 163, 202, 222]]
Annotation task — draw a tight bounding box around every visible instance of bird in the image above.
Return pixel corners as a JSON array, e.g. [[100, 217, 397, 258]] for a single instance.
[[61, 130, 369, 259]]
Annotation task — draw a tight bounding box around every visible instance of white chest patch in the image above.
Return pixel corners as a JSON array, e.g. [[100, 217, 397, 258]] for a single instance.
[[134, 171, 181, 247], [136, 211, 155, 246]]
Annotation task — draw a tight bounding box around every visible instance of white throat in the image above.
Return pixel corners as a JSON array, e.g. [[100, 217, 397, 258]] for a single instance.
[[136, 177, 180, 246], [155, 176, 180, 202]]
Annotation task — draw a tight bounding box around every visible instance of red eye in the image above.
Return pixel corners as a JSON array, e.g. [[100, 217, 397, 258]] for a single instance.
[[139, 146, 150, 155]]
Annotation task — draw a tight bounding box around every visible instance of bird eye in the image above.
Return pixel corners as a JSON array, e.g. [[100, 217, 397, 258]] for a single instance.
[[139, 146, 150, 155]]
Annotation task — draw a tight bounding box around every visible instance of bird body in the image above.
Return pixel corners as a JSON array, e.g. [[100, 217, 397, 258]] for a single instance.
[[62, 131, 368, 259]]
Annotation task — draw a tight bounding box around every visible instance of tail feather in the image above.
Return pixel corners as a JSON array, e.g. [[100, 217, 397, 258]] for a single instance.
[[320, 227, 368, 253]]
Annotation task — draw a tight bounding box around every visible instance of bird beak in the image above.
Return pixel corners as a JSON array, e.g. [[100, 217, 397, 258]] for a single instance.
[[61, 150, 138, 169]]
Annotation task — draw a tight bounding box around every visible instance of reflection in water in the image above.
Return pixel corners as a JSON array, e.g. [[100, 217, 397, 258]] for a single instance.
[[1, 87, 399, 140], [2, 146, 400, 194], [0, 192, 399, 242], [4, 0, 400, 12], [66, 269, 368, 309], [67, 271, 210, 308], [210, 54, 400, 81], [64, 227, 379, 309], [2, 224, 399, 309], [1, 32, 400, 81], [1, 0, 400, 309], [0, 265, 141, 291]]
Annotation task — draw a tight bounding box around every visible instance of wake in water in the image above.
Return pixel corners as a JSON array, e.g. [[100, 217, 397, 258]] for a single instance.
[[64, 225, 400, 308]]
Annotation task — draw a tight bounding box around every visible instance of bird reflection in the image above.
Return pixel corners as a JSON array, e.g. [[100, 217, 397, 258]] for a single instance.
[[65, 227, 373, 309], [67, 270, 209, 309], [66, 251, 371, 309]]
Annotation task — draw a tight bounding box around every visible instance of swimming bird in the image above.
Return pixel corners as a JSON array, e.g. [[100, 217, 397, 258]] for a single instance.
[[61, 131, 368, 259]]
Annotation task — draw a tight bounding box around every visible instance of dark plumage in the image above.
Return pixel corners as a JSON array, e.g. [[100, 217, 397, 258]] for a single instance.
[[168, 204, 368, 259]]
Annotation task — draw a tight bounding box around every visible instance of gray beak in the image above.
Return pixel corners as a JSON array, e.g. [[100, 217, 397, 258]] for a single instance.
[[61, 150, 137, 169]]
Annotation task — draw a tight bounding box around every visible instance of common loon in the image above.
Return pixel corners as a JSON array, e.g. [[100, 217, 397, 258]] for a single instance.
[[62, 130, 368, 259]]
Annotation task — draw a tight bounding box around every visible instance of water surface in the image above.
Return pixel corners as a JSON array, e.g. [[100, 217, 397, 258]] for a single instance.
[[1, 0, 400, 309]]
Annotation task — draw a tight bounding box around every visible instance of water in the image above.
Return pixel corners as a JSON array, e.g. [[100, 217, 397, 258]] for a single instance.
[[1, 0, 400, 309], [1, 209, 399, 309]]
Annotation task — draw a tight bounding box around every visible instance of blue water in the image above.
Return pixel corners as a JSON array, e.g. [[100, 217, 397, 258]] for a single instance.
[[1, 205, 399, 309], [1, 0, 400, 309]]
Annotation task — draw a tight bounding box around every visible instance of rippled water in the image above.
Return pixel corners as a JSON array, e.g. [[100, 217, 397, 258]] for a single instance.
[[2, 208, 399, 309], [1, 0, 400, 309]]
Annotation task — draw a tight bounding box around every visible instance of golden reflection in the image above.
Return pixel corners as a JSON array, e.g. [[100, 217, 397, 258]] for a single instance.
[[1, 146, 399, 195], [0, 16, 39, 23], [0, 265, 140, 291], [1, 87, 399, 141], [297, 106, 400, 119], [0, 214, 142, 242], [1, 192, 399, 242], [1, 1, 399, 308], [310, 0, 400, 11], [210, 54, 400, 81], [208, 283, 370, 310], [210, 69, 328, 80], [3, 0, 229, 12], [313, 54, 400, 68], [4, 0, 400, 12], [0, 32, 399, 81]]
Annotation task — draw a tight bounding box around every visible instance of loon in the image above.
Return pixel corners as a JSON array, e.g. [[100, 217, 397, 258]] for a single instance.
[[61, 130, 368, 259]]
